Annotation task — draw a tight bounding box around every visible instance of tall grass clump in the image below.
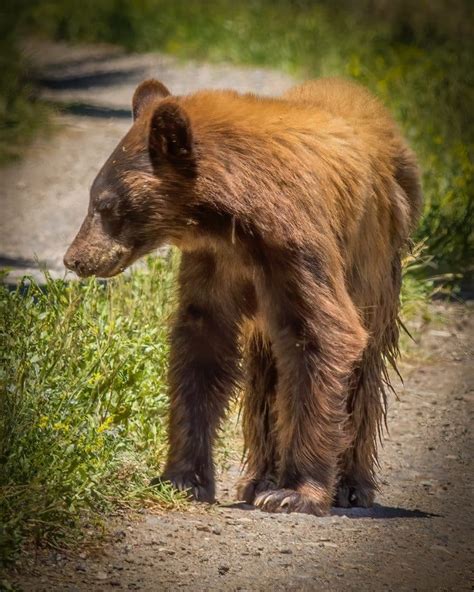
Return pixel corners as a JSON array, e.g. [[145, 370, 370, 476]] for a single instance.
[[0, 255, 187, 566]]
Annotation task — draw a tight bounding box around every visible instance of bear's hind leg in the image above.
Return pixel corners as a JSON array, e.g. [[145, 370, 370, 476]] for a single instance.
[[335, 347, 387, 508], [236, 327, 278, 503], [336, 255, 403, 508], [335, 378, 378, 508], [254, 259, 368, 515]]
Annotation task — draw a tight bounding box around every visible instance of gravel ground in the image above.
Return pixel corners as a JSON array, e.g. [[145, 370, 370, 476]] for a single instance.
[[2, 41, 473, 592]]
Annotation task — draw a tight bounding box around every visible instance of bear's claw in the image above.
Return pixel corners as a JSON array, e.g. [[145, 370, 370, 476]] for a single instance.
[[254, 488, 328, 516]]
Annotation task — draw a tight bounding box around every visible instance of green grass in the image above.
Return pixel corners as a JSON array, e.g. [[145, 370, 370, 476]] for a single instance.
[[0, 48, 52, 163], [0, 3, 53, 163], [0, 255, 188, 567]]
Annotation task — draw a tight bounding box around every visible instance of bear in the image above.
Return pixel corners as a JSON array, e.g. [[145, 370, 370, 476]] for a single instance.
[[64, 77, 422, 515]]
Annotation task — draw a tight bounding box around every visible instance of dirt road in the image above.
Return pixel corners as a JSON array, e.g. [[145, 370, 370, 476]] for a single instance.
[[2, 41, 473, 592]]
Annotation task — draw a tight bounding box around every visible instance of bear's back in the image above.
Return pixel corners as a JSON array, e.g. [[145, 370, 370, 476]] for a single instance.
[[283, 78, 389, 125]]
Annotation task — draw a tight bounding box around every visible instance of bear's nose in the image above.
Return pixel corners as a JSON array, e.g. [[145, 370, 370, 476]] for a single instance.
[[63, 252, 79, 272]]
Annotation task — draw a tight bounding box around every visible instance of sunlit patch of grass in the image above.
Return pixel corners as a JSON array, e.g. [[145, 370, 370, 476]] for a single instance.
[[0, 253, 189, 566], [401, 242, 436, 322]]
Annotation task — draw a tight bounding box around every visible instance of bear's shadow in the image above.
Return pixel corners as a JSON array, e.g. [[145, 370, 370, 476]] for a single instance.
[[222, 502, 439, 519], [330, 503, 439, 519]]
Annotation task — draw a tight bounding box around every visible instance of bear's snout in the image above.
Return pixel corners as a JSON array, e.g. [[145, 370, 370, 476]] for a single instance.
[[63, 238, 131, 278], [63, 250, 79, 272], [63, 249, 93, 277]]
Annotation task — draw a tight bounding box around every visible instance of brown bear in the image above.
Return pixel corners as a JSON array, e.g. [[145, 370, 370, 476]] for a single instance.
[[64, 77, 422, 515]]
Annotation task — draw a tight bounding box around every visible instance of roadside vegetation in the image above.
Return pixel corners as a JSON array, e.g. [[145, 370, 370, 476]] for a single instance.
[[0, 0, 471, 569], [0, 256, 189, 567], [0, 3, 52, 163]]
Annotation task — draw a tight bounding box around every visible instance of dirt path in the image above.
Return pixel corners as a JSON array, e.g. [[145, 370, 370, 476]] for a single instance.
[[8, 303, 474, 591], [2, 41, 473, 592]]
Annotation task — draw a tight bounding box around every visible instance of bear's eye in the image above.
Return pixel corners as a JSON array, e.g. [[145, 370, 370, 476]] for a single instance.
[[96, 192, 115, 213]]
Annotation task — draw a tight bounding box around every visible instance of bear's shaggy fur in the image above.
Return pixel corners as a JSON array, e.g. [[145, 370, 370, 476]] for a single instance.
[[64, 77, 422, 515]]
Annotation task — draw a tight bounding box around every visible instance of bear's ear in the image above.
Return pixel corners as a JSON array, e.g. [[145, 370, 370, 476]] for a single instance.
[[132, 79, 171, 120], [149, 101, 193, 161]]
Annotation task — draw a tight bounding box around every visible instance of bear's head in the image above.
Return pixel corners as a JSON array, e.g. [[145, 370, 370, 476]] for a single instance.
[[64, 79, 195, 278]]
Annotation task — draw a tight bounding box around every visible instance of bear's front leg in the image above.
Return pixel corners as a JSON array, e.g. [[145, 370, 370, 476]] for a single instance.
[[255, 258, 368, 515], [157, 252, 242, 502]]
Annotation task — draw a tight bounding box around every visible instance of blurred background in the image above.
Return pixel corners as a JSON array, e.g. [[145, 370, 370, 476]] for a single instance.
[[0, 0, 473, 289]]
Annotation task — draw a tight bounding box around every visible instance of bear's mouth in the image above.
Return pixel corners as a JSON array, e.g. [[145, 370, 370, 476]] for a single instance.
[[90, 251, 134, 278], [89, 244, 152, 278]]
